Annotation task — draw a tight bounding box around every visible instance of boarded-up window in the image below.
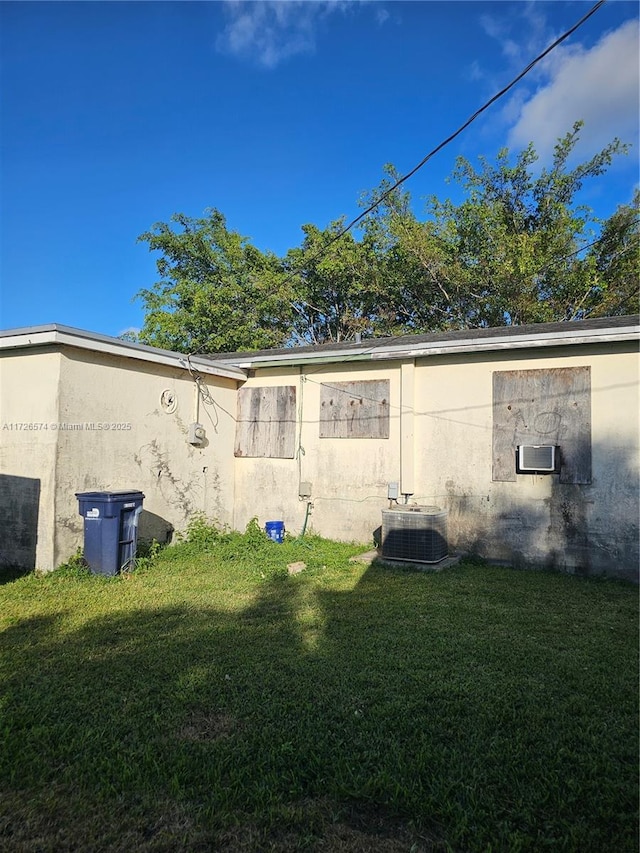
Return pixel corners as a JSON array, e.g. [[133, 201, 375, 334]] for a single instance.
[[492, 367, 591, 483], [235, 386, 296, 458], [319, 380, 390, 439]]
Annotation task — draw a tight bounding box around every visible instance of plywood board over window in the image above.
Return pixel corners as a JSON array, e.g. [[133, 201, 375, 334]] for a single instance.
[[319, 379, 390, 439], [235, 386, 296, 458], [493, 366, 591, 483]]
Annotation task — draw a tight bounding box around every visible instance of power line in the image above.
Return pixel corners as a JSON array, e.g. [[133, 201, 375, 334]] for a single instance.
[[188, 0, 607, 358], [529, 213, 640, 282], [284, 1, 607, 279]]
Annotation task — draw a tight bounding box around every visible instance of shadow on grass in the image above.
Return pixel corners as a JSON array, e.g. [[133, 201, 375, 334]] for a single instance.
[[0, 565, 34, 585], [0, 563, 638, 852]]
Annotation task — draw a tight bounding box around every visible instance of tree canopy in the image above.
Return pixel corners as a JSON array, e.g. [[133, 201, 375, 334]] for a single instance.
[[136, 210, 295, 353], [135, 123, 638, 353]]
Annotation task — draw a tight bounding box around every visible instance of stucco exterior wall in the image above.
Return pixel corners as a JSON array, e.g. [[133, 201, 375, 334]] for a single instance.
[[1, 328, 637, 580], [411, 344, 639, 580], [233, 344, 638, 581], [0, 349, 61, 570], [52, 347, 238, 569], [232, 363, 401, 542]]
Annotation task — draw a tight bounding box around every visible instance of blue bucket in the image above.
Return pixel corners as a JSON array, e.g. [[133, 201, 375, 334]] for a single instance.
[[265, 520, 285, 543]]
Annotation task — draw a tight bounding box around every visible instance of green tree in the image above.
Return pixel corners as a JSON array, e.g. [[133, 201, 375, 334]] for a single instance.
[[362, 122, 636, 328], [360, 172, 477, 332], [134, 126, 637, 354], [136, 210, 294, 354], [579, 189, 639, 318], [284, 220, 389, 344]]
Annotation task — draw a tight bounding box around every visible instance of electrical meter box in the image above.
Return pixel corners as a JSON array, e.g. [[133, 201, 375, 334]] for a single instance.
[[188, 422, 206, 446]]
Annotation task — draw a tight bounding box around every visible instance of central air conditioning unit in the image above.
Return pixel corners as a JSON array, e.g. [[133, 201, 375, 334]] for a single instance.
[[517, 445, 558, 474], [381, 506, 448, 564]]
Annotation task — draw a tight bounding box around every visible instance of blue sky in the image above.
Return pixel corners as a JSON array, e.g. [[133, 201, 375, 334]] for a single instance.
[[1, 1, 638, 338]]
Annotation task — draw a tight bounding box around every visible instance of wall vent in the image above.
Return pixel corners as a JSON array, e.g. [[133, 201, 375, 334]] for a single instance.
[[381, 506, 448, 563], [517, 445, 558, 474]]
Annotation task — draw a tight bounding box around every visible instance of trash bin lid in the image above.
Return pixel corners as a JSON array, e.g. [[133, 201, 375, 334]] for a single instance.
[[75, 490, 145, 501]]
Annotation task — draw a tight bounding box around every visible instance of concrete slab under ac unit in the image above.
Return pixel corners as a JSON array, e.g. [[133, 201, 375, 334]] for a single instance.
[[349, 550, 461, 572]]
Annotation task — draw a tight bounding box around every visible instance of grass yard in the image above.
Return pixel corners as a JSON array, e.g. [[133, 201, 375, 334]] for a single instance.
[[0, 523, 638, 852]]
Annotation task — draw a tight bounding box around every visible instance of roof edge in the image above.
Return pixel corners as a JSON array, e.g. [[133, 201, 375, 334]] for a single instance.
[[0, 323, 247, 381], [214, 317, 640, 368]]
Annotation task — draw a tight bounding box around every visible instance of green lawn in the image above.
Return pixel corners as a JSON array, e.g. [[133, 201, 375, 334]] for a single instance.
[[1, 526, 638, 852]]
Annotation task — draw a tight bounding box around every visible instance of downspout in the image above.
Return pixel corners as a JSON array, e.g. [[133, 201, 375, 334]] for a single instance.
[[296, 365, 312, 538], [400, 360, 416, 501]]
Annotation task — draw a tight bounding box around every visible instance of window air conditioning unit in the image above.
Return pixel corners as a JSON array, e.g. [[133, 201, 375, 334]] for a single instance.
[[517, 445, 558, 474], [381, 506, 448, 563]]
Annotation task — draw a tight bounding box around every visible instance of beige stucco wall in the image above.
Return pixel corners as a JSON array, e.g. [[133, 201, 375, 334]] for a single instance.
[[234, 343, 639, 580], [232, 362, 402, 542], [0, 348, 61, 571], [411, 344, 639, 579], [0, 344, 238, 571], [53, 347, 238, 569], [2, 335, 637, 580]]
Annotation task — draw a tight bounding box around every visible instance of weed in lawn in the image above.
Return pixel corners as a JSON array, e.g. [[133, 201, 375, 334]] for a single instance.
[[176, 511, 232, 550], [52, 547, 90, 577], [133, 538, 165, 573]]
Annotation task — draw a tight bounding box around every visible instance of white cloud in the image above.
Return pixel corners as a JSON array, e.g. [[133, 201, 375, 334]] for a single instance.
[[216, 1, 353, 69], [374, 7, 390, 27], [507, 19, 639, 163], [481, 3, 552, 71]]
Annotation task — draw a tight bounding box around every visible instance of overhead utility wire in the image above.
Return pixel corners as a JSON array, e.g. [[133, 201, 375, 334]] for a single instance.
[[188, 0, 606, 359], [536, 229, 637, 278], [286, 0, 607, 277]]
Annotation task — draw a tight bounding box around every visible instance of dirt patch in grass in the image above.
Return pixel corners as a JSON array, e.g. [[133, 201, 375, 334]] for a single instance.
[[316, 803, 445, 852], [0, 790, 200, 853], [178, 710, 242, 742], [215, 799, 446, 852]]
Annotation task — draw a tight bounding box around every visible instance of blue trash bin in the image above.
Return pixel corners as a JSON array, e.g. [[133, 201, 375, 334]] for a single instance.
[[76, 491, 145, 575], [265, 520, 285, 543]]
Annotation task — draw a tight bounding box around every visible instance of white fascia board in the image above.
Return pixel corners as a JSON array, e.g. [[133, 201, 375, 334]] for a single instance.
[[0, 327, 247, 382], [222, 325, 639, 368], [231, 352, 372, 369], [369, 327, 640, 360]]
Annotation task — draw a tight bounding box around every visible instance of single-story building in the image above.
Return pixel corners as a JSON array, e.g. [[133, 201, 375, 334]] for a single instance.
[[1, 315, 638, 580]]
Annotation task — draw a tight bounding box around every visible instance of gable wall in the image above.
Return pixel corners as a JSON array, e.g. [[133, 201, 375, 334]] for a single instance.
[[53, 347, 238, 569]]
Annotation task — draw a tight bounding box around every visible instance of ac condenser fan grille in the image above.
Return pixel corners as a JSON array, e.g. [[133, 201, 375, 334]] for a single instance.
[[381, 507, 448, 563]]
